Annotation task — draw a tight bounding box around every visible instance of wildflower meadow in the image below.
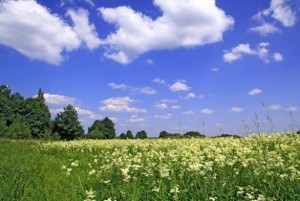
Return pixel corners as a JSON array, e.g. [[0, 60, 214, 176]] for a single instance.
[[1, 133, 300, 200]]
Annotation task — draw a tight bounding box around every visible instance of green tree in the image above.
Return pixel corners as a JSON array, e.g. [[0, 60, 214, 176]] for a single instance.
[[297, 130, 300, 134], [6, 116, 31, 139], [184, 131, 205, 138], [159, 131, 169, 138], [119, 133, 126, 139], [125, 130, 133, 139], [86, 130, 104, 139], [0, 85, 12, 126], [88, 117, 116, 139], [25, 89, 51, 138], [136, 130, 148, 139], [53, 104, 84, 140]]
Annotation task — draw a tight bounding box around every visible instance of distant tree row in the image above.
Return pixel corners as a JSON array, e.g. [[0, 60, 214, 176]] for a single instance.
[[159, 131, 205, 138]]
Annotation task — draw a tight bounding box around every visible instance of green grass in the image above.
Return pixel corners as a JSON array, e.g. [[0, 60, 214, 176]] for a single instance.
[[1, 134, 300, 201]]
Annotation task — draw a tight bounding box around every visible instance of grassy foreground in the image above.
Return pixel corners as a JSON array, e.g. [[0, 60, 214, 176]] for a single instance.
[[1, 134, 300, 201]]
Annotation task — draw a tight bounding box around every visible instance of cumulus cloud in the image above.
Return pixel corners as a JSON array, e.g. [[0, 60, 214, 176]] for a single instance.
[[0, 0, 82, 65], [107, 82, 128, 89], [100, 97, 147, 113], [201, 108, 215, 114], [273, 52, 283, 61], [98, 0, 234, 63], [152, 78, 167, 86], [263, 104, 282, 110], [50, 106, 103, 120], [154, 103, 168, 110], [223, 42, 282, 63], [146, 59, 154, 65], [171, 105, 181, 110], [250, 0, 297, 36], [66, 8, 101, 50], [249, 22, 280, 36], [182, 110, 195, 115], [129, 115, 145, 123], [257, 0, 297, 27], [286, 106, 298, 112], [211, 68, 219, 72], [43, 93, 77, 105], [107, 82, 157, 95], [229, 107, 244, 113], [184, 92, 196, 99], [248, 88, 262, 96], [169, 81, 190, 92], [154, 113, 172, 120]]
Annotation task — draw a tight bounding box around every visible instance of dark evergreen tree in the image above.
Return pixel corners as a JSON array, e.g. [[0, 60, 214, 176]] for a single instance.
[[0, 85, 12, 126], [136, 130, 148, 139], [53, 104, 84, 140], [25, 88, 51, 138]]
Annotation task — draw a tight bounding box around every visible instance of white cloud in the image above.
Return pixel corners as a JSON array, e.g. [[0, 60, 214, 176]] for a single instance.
[[201, 108, 215, 114], [75, 107, 93, 115], [50, 108, 64, 114], [171, 105, 181, 110], [224, 42, 281, 63], [84, 0, 95, 6], [258, 0, 297, 27], [107, 82, 156, 95], [154, 103, 168, 110], [273, 52, 283, 61], [185, 92, 196, 99], [44, 93, 77, 105], [129, 115, 145, 123], [169, 81, 190, 92], [0, 0, 81, 65], [286, 107, 298, 112], [100, 97, 147, 113], [263, 104, 282, 110], [66, 9, 101, 50], [98, 0, 234, 63], [211, 68, 219, 72], [146, 59, 154, 65], [161, 99, 178, 103], [182, 110, 195, 115], [248, 88, 262, 96], [134, 87, 157, 95], [152, 78, 167, 85], [215, 123, 222, 127], [229, 107, 244, 113], [154, 113, 172, 120], [250, 22, 280, 36], [107, 82, 128, 89]]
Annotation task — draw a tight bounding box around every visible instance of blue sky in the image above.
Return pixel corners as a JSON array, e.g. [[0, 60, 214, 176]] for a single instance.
[[0, 0, 299, 136]]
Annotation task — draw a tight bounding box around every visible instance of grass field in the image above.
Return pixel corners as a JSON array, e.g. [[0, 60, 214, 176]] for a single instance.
[[1, 134, 300, 201]]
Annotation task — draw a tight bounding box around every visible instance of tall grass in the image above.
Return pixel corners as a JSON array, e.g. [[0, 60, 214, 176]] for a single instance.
[[1, 134, 300, 200]]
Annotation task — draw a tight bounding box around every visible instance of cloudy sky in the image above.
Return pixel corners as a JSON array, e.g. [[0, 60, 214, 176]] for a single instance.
[[1, 0, 299, 136]]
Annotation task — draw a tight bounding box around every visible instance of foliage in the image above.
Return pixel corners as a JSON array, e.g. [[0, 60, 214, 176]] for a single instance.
[[25, 89, 51, 138], [88, 117, 116, 139], [135, 130, 148, 139], [125, 130, 134, 139], [86, 130, 104, 139], [5, 117, 31, 139], [159, 131, 169, 138], [297, 130, 300, 134], [52, 105, 84, 140], [184, 131, 205, 138], [119, 133, 126, 139]]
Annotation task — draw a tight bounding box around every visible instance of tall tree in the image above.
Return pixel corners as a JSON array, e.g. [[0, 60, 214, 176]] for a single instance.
[[53, 104, 84, 140], [136, 130, 148, 139], [25, 88, 51, 138], [0, 85, 12, 126], [88, 117, 116, 139], [159, 131, 169, 138], [125, 130, 133, 139]]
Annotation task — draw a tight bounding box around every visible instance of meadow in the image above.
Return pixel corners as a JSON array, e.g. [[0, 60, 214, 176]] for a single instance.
[[1, 134, 300, 201]]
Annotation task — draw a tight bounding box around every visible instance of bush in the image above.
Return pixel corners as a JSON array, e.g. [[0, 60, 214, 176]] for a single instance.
[[86, 130, 104, 139], [6, 121, 31, 139], [297, 130, 300, 134]]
